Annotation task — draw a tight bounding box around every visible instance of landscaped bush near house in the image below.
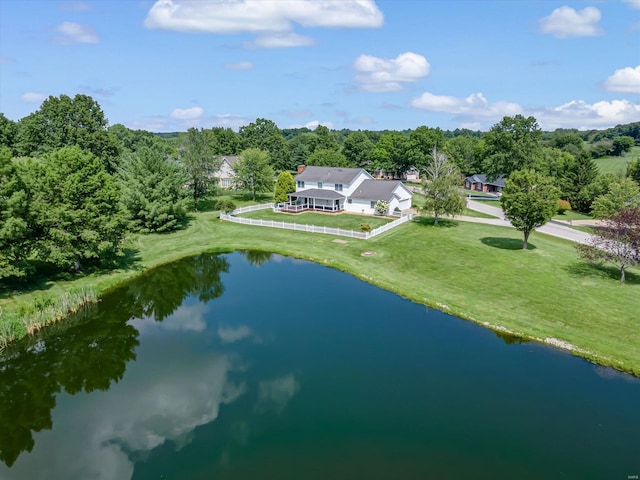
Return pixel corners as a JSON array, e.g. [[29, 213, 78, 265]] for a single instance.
[[557, 199, 572, 214], [360, 223, 372, 232], [375, 200, 389, 216]]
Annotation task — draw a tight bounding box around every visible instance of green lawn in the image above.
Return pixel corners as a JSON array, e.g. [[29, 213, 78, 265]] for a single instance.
[[553, 210, 593, 221], [240, 209, 392, 229], [1, 211, 639, 374], [594, 146, 639, 174]]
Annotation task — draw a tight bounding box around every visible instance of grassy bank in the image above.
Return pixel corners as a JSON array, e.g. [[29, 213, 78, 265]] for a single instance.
[[594, 146, 639, 174], [1, 211, 639, 374]]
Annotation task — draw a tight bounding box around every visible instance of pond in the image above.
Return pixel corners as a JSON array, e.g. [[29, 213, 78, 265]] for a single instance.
[[1, 252, 639, 479]]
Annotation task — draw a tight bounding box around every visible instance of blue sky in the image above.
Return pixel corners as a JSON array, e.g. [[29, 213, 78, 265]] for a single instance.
[[1, 0, 639, 132]]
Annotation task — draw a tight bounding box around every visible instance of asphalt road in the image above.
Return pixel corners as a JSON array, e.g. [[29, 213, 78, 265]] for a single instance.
[[465, 199, 594, 245]]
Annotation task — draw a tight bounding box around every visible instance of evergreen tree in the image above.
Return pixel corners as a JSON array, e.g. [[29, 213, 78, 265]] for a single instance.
[[274, 171, 296, 204], [119, 147, 189, 233]]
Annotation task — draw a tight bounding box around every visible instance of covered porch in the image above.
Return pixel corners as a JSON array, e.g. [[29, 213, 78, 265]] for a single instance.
[[276, 189, 345, 213]]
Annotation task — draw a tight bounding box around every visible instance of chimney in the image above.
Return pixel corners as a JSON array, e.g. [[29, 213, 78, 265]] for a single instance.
[[297, 164, 306, 174]]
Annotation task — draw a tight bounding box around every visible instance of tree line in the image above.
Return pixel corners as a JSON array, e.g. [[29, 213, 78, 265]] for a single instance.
[[1, 94, 639, 283]]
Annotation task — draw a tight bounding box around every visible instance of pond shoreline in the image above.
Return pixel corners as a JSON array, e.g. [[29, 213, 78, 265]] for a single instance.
[[1, 212, 638, 377]]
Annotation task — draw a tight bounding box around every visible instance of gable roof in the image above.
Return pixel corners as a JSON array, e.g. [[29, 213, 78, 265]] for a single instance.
[[466, 174, 505, 188], [221, 156, 239, 165], [349, 179, 409, 201], [295, 166, 370, 184]]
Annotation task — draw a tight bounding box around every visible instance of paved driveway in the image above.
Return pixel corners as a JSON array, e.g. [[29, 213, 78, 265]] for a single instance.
[[465, 199, 594, 245]]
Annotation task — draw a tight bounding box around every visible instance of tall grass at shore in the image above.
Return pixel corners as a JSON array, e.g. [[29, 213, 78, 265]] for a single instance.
[[0, 288, 97, 349]]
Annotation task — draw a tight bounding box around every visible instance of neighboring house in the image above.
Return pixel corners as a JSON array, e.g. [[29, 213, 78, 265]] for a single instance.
[[464, 174, 505, 194], [280, 165, 413, 215], [372, 167, 420, 182], [213, 156, 239, 188]]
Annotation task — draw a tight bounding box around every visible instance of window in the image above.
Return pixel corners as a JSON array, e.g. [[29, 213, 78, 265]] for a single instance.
[[348, 198, 352, 204], [370, 201, 376, 209], [221, 179, 230, 188], [318, 182, 323, 189], [297, 181, 304, 188], [335, 184, 343, 191]]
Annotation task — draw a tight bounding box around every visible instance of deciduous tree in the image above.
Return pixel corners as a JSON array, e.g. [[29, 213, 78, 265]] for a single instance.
[[239, 118, 291, 171], [233, 148, 274, 201], [179, 127, 222, 211], [342, 131, 373, 168], [591, 178, 640, 219], [627, 160, 640, 186], [482, 115, 543, 179], [306, 149, 349, 167], [576, 207, 640, 282], [500, 169, 559, 249], [421, 147, 466, 225], [28, 146, 127, 271], [16, 94, 121, 172], [0, 148, 33, 280], [611, 136, 635, 156]]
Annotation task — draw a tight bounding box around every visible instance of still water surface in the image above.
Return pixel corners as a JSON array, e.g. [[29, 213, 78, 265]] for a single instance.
[[1, 252, 639, 479]]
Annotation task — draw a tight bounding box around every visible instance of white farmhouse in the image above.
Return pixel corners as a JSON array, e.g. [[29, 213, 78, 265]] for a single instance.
[[213, 156, 239, 188], [279, 166, 413, 215]]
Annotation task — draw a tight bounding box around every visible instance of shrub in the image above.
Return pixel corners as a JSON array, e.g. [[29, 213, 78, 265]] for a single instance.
[[360, 223, 372, 232], [374, 200, 389, 216], [557, 199, 572, 214], [215, 199, 237, 214]]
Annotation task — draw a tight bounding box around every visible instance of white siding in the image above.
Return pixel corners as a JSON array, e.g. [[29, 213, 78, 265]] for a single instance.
[[345, 198, 375, 215]]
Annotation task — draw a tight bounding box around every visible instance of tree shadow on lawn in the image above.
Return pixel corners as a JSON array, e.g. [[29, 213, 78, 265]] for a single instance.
[[412, 217, 459, 228], [0, 248, 143, 301], [565, 261, 640, 285], [481, 237, 536, 251]]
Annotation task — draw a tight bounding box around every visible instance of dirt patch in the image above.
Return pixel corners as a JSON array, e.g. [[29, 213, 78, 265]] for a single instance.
[[332, 239, 348, 244], [361, 251, 376, 257]]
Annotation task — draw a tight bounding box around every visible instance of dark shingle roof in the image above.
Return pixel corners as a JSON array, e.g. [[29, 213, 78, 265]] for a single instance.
[[349, 180, 406, 201], [295, 166, 367, 184], [467, 174, 505, 187], [289, 188, 345, 200]]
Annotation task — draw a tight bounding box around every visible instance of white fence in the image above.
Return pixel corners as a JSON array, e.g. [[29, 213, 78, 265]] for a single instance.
[[220, 203, 412, 240]]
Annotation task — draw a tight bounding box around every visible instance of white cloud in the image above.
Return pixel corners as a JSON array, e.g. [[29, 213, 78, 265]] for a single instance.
[[410, 90, 640, 130], [170, 106, 204, 120], [623, 0, 640, 9], [410, 91, 521, 118], [287, 119, 334, 129], [20, 91, 48, 103], [603, 65, 640, 93], [144, 0, 383, 48], [223, 61, 254, 70], [534, 99, 640, 130], [248, 32, 314, 49], [257, 374, 299, 414], [218, 324, 253, 343], [353, 52, 429, 92], [0, 348, 246, 480], [539, 6, 602, 38], [54, 21, 99, 44]]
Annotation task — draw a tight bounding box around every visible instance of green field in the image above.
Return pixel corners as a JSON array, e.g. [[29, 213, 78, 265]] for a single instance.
[[1, 210, 639, 374], [594, 146, 639, 174]]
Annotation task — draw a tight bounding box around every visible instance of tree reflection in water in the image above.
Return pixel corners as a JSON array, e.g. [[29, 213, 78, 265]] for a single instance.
[[0, 254, 230, 467]]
